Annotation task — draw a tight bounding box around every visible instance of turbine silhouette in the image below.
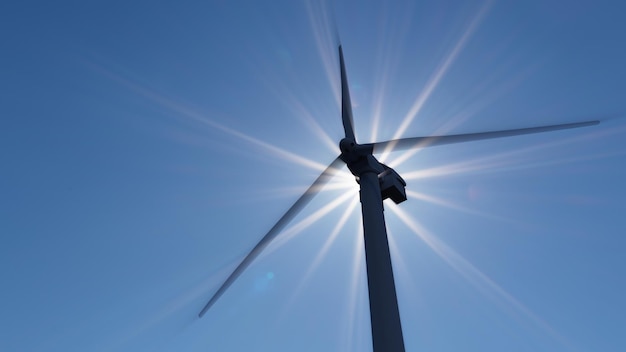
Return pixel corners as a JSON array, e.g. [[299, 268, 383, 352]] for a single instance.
[[198, 46, 599, 352]]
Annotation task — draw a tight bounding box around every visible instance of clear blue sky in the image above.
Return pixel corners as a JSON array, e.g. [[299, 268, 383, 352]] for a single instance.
[[2, 1, 626, 351]]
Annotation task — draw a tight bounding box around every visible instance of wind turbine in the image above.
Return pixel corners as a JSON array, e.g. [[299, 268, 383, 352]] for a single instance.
[[198, 46, 599, 352]]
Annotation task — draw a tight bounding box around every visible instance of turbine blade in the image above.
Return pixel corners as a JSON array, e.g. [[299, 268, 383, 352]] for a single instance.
[[367, 120, 599, 153], [340, 46, 356, 141], [198, 157, 344, 317]]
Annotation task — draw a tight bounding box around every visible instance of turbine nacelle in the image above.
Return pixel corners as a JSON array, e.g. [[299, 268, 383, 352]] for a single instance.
[[338, 138, 378, 173], [379, 165, 407, 204], [339, 138, 407, 204]]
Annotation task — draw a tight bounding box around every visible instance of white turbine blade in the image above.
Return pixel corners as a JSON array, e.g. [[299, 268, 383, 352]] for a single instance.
[[340, 45, 356, 142], [367, 120, 600, 154], [198, 156, 344, 317]]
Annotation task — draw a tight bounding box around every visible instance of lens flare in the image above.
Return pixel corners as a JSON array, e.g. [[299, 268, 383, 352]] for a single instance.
[[260, 191, 355, 258], [306, 0, 341, 108], [388, 203, 575, 348], [257, 73, 339, 154], [401, 126, 622, 182], [278, 197, 359, 317], [406, 189, 512, 222], [89, 63, 329, 173], [379, 1, 493, 163]]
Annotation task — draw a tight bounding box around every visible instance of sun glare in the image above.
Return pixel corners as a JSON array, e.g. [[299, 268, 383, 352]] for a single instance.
[[256, 68, 339, 154], [260, 190, 355, 258], [306, 0, 341, 108], [388, 203, 575, 347], [399, 126, 618, 183], [90, 64, 331, 173], [378, 1, 493, 163], [406, 189, 512, 222], [278, 197, 359, 316], [88, 7, 624, 349]]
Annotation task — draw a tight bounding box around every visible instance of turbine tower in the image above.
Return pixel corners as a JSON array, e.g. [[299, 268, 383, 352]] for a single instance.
[[198, 46, 599, 351]]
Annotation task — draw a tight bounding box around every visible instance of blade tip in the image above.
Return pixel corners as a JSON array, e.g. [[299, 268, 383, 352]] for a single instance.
[[198, 300, 214, 318]]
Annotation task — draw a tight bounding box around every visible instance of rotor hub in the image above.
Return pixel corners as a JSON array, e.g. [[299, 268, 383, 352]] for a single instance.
[[339, 138, 356, 154]]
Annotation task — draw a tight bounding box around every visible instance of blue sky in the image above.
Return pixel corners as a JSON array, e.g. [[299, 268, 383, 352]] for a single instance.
[[2, 0, 626, 351]]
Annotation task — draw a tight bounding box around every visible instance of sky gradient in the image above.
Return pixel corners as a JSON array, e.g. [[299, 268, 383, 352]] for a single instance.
[[2, 1, 626, 351]]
